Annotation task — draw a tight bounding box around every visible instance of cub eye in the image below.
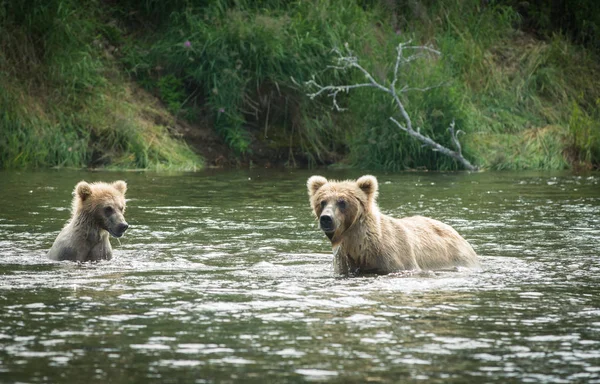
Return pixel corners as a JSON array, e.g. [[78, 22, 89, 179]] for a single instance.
[[337, 199, 347, 209], [104, 206, 114, 216], [320, 201, 326, 209]]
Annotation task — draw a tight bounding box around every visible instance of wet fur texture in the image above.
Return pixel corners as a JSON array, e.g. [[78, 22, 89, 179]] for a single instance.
[[47, 180, 128, 262], [307, 175, 479, 275]]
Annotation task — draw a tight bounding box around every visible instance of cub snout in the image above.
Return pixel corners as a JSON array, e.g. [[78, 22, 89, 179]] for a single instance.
[[112, 222, 129, 238]]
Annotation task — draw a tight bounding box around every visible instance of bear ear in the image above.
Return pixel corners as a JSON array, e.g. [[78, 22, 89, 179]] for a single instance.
[[75, 181, 92, 201], [112, 180, 127, 195], [307, 176, 328, 197], [356, 175, 378, 202]]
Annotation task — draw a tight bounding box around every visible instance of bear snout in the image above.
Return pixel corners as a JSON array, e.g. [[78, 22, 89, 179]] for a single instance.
[[112, 222, 129, 237], [319, 214, 335, 234]]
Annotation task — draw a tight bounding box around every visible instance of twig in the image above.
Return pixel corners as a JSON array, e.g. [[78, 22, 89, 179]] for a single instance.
[[305, 42, 478, 171]]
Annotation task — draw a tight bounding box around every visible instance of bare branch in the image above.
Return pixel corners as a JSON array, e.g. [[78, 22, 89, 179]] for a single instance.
[[305, 42, 478, 171], [403, 45, 442, 55], [399, 82, 446, 93], [390, 117, 477, 170], [391, 43, 404, 91], [448, 120, 462, 154]]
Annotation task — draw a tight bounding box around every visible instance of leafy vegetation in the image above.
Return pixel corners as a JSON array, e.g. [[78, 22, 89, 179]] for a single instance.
[[1, 0, 599, 170], [0, 0, 201, 170]]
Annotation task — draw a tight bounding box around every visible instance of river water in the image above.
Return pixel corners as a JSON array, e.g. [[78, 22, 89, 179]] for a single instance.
[[0, 170, 599, 383]]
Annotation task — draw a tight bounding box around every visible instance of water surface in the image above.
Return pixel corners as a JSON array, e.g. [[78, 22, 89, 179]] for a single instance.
[[0, 170, 599, 383]]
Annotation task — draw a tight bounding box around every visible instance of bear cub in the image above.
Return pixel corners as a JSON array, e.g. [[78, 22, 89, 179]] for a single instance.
[[47, 180, 129, 262], [307, 175, 479, 275]]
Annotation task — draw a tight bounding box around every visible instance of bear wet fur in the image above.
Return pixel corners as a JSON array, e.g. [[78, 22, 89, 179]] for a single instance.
[[47, 180, 129, 262], [307, 175, 479, 275]]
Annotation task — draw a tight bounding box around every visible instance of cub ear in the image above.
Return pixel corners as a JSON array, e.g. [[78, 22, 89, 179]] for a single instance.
[[356, 175, 378, 203], [112, 180, 127, 195], [307, 176, 328, 197], [75, 181, 92, 201]]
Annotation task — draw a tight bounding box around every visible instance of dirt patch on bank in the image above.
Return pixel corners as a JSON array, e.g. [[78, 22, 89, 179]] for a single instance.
[[129, 83, 336, 169]]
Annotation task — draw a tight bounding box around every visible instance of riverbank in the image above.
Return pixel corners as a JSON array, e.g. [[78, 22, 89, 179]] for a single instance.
[[1, 1, 598, 170]]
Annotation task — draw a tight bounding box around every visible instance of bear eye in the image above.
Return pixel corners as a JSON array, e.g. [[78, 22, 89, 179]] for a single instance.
[[104, 206, 114, 216], [337, 199, 347, 209], [320, 200, 327, 209]]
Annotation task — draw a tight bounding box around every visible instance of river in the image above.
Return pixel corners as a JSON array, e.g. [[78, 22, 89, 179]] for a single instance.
[[0, 169, 599, 383]]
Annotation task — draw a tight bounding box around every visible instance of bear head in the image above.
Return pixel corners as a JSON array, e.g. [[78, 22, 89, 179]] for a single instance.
[[307, 175, 378, 245], [73, 180, 129, 238]]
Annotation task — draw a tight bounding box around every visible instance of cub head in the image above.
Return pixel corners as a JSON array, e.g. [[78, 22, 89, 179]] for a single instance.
[[307, 175, 379, 245], [73, 180, 129, 238]]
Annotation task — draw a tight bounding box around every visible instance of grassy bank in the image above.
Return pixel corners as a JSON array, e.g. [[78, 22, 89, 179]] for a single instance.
[[1, 0, 599, 170], [0, 0, 201, 170]]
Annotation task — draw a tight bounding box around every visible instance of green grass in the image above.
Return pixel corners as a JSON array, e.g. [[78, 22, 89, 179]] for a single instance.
[[567, 99, 600, 168], [0, 0, 202, 170], [117, 0, 600, 170], [1, 0, 599, 170], [119, 0, 373, 155], [398, 1, 600, 170]]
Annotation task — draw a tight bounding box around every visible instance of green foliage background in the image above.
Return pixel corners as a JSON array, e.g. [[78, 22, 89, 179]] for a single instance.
[[0, 0, 200, 170], [1, 0, 599, 170]]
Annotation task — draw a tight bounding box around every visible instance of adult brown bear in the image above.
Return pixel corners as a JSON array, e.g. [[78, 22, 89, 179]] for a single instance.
[[307, 175, 479, 275]]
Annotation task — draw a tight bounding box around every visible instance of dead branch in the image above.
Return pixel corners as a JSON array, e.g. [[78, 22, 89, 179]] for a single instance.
[[306, 41, 478, 171]]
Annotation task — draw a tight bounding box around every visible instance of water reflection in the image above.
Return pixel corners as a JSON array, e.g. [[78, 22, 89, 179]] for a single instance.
[[0, 170, 599, 382]]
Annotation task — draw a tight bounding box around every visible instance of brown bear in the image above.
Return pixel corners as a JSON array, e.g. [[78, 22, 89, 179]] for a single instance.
[[307, 175, 479, 275], [47, 180, 129, 262]]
